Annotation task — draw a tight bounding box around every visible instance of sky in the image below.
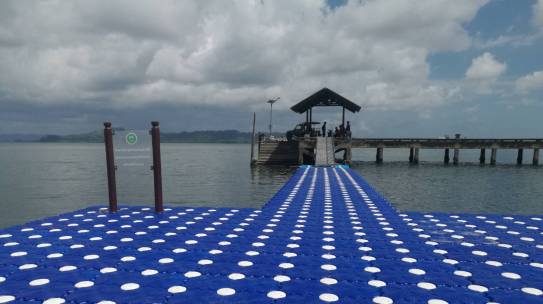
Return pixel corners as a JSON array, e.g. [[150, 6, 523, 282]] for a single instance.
[[0, 0, 542, 137]]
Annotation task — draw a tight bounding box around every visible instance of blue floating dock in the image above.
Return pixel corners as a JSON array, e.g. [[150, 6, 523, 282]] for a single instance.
[[0, 166, 542, 303]]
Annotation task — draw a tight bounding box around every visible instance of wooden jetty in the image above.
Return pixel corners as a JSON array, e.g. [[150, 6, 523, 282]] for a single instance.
[[348, 135, 542, 165], [253, 88, 542, 166]]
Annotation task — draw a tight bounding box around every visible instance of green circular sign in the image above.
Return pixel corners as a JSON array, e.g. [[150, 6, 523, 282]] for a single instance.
[[126, 132, 138, 145]]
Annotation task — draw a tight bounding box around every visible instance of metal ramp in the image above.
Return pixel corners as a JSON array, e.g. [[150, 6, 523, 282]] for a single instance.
[[315, 136, 335, 165]]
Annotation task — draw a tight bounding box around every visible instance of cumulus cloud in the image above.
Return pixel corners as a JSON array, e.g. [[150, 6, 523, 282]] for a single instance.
[[464, 52, 507, 95], [516, 71, 543, 94], [0, 0, 490, 112], [465, 52, 507, 80]]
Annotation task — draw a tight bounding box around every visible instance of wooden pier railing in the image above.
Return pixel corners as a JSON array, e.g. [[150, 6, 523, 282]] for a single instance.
[[349, 136, 542, 165]]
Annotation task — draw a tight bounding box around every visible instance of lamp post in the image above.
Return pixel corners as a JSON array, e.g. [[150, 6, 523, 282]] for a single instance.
[[267, 97, 280, 137]]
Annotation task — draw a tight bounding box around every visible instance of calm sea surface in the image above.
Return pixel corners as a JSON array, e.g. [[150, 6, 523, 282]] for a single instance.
[[0, 143, 542, 228]]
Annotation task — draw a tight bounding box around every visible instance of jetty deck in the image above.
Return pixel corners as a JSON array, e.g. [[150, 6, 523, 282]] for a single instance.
[[1, 166, 542, 303]]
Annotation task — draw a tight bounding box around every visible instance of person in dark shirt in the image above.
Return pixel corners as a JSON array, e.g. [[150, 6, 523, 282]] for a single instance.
[[321, 122, 327, 137], [346, 121, 351, 137], [339, 124, 345, 137]]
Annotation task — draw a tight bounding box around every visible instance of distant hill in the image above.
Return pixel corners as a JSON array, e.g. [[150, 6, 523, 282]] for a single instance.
[[0, 134, 43, 142], [161, 130, 251, 143], [36, 129, 281, 143], [39, 129, 108, 143]]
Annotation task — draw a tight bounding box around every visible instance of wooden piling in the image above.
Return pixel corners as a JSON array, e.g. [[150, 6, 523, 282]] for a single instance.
[[376, 147, 383, 163], [298, 142, 304, 165], [444, 148, 450, 164], [409, 147, 414, 163], [534, 148, 540, 166], [345, 143, 352, 164], [151, 121, 163, 213], [250, 112, 256, 166], [413, 148, 419, 164], [103, 122, 118, 213], [453, 148, 459, 165], [517, 148, 523, 165], [490, 148, 497, 165], [453, 134, 460, 165], [479, 148, 486, 164]]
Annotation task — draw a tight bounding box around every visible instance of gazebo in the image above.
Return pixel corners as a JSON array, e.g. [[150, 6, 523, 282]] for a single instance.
[[290, 87, 361, 130]]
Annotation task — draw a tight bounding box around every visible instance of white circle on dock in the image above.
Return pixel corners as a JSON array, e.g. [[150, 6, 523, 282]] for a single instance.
[[368, 280, 386, 287], [217, 288, 235, 296], [279, 262, 294, 269], [468, 284, 488, 293], [522, 287, 543, 296], [428, 300, 448, 304], [184, 271, 201, 278], [141, 269, 158, 276], [273, 275, 290, 283], [59, 265, 77, 272], [120, 283, 140, 291], [319, 292, 339, 302], [42, 298, 65, 304], [75, 281, 94, 288], [238, 261, 253, 267], [373, 296, 393, 304], [417, 282, 436, 290], [485, 260, 502, 267], [0, 295, 15, 303], [453, 270, 471, 277], [121, 256, 136, 262], [401, 257, 416, 263], [530, 262, 543, 269], [320, 277, 337, 285], [501, 272, 521, 280], [159, 258, 174, 264], [29, 278, 49, 286], [100, 267, 117, 274], [228, 273, 245, 280], [168, 286, 187, 293], [364, 266, 381, 273], [19, 264, 37, 270], [409, 269, 426, 275], [267, 291, 286, 299]]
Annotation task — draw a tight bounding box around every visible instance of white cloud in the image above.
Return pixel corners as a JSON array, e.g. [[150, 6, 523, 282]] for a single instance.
[[465, 52, 507, 80], [516, 71, 543, 94], [0, 0, 490, 111]]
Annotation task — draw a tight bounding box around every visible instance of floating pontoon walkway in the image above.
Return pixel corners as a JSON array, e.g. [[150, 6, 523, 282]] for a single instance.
[[1, 166, 542, 303]]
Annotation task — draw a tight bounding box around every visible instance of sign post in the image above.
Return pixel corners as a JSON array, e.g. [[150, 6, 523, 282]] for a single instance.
[[103, 122, 118, 212], [106, 122, 162, 213], [151, 121, 163, 213]]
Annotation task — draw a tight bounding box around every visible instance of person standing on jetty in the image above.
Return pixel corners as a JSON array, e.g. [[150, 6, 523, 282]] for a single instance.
[[322, 121, 327, 137], [339, 123, 345, 137]]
